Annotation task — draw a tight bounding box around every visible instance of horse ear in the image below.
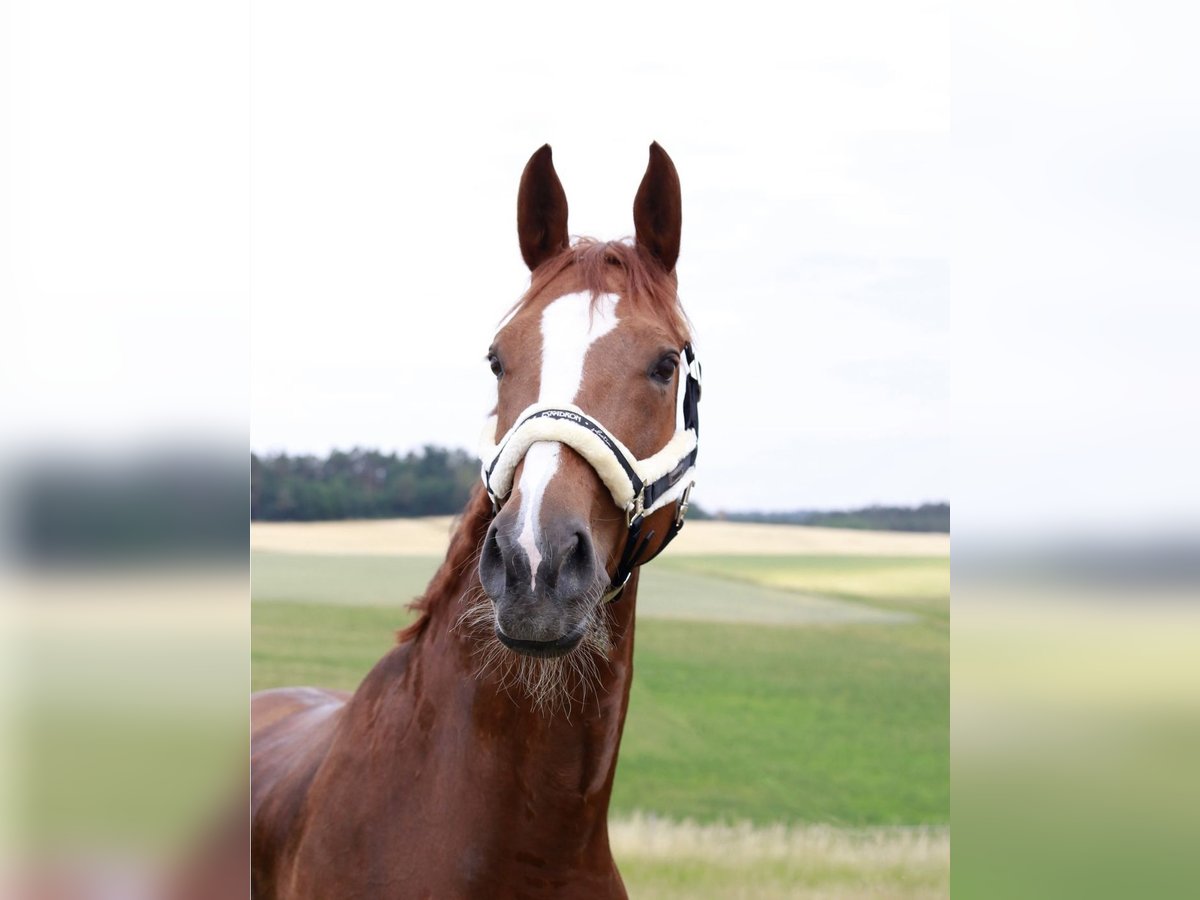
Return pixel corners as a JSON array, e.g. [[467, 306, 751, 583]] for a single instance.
[[517, 144, 570, 271], [633, 142, 682, 273]]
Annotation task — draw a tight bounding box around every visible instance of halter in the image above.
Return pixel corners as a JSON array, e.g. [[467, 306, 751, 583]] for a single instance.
[[480, 343, 701, 602]]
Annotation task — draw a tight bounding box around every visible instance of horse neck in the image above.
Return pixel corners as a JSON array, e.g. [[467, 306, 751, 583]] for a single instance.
[[399, 488, 639, 831]]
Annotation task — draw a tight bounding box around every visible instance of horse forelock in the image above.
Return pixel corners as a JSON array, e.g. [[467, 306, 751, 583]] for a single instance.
[[510, 238, 690, 346]]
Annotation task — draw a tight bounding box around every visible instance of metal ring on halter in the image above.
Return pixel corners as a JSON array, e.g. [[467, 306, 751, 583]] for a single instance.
[[675, 481, 694, 529], [625, 490, 645, 528], [602, 571, 631, 604]]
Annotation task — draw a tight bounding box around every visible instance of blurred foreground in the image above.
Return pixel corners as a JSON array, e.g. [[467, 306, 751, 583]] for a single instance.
[[2, 454, 249, 900], [608, 815, 948, 900], [953, 552, 1200, 899]]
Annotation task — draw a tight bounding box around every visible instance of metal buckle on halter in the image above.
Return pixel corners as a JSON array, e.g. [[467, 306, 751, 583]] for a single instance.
[[675, 481, 694, 529], [626, 490, 645, 528], [603, 570, 631, 604]]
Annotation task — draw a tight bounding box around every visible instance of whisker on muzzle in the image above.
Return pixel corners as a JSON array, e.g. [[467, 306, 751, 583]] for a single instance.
[[453, 581, 613, 718]]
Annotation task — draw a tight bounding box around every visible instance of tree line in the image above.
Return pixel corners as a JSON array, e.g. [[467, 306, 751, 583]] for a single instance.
[[717, 503, 949, 533], [251, 447, 949, 532], [252, 447, 478, 521]]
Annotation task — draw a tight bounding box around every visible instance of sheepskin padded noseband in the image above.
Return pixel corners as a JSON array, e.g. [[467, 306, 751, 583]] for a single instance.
[[480, 343, 701, 601]]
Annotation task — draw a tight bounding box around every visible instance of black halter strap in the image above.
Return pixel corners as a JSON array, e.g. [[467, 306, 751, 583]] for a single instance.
[[604, 342, 701, 601]]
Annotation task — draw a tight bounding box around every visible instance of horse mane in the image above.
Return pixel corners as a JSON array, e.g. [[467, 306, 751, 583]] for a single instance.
[[515, 238, 691, 344], [398, 238, 689, 643], [397, 485, 493, 643]]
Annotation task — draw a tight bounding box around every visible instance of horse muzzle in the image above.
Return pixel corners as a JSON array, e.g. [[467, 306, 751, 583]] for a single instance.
[[479, 510, 604, 656]]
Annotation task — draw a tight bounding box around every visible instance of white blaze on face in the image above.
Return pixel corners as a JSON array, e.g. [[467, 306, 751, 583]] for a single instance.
[[514, 291, 620, 586]]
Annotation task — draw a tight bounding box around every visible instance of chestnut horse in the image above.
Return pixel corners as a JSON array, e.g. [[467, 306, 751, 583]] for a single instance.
[[251, 143, 700, 899]]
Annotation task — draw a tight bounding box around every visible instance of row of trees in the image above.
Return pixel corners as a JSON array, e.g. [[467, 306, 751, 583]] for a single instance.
[[252, 447, 478, 521], [251, 447, 949, 532], [719, 503, 950, 533]]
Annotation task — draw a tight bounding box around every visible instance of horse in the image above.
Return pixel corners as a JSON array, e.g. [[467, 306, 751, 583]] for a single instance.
[[251, 142, 701, 899]]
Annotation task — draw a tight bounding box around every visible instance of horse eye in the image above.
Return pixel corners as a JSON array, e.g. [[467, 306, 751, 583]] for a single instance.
[[650, 354, 678, 383], [487, 353, 504, 378]]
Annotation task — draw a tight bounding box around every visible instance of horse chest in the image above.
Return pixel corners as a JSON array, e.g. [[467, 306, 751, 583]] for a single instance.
[[276, 691, 624, 899]]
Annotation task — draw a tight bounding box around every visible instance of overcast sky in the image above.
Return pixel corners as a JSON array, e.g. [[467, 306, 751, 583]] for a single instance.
[[5, 2, 950, 513], [246, 1, 949, 512], [5, 1, 1197, 535]]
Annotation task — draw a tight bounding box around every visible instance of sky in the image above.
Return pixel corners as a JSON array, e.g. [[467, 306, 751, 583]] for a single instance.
[[952, 1, 1200, 538], [5, 1, 1197, 532], [247, 1, 951, 512]]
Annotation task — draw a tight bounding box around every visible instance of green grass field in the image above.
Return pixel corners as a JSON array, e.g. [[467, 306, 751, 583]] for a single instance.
[[251, 535, 949, 897], [657, 555, 950, 621]]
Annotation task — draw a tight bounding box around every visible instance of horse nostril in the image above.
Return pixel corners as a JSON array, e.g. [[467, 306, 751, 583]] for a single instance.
[[545, 524, 595, 598], [480, 520, 533, 600], [479, 524, 506, 599], [565, 530, 593, 579]]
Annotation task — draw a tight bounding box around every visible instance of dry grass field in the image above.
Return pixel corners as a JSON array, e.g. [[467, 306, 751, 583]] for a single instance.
[[251, 517, 950, 558], [250, 516, 461, 556], [608, 815, 949, 900]]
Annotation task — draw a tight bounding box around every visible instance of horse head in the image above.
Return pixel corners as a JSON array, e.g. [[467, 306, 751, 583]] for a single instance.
[[477, 143, 698, 668]]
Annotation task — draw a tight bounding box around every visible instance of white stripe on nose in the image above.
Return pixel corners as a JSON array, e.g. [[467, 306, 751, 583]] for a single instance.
[[514, 441, 558, 581], [513, 291, 619, 588]]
